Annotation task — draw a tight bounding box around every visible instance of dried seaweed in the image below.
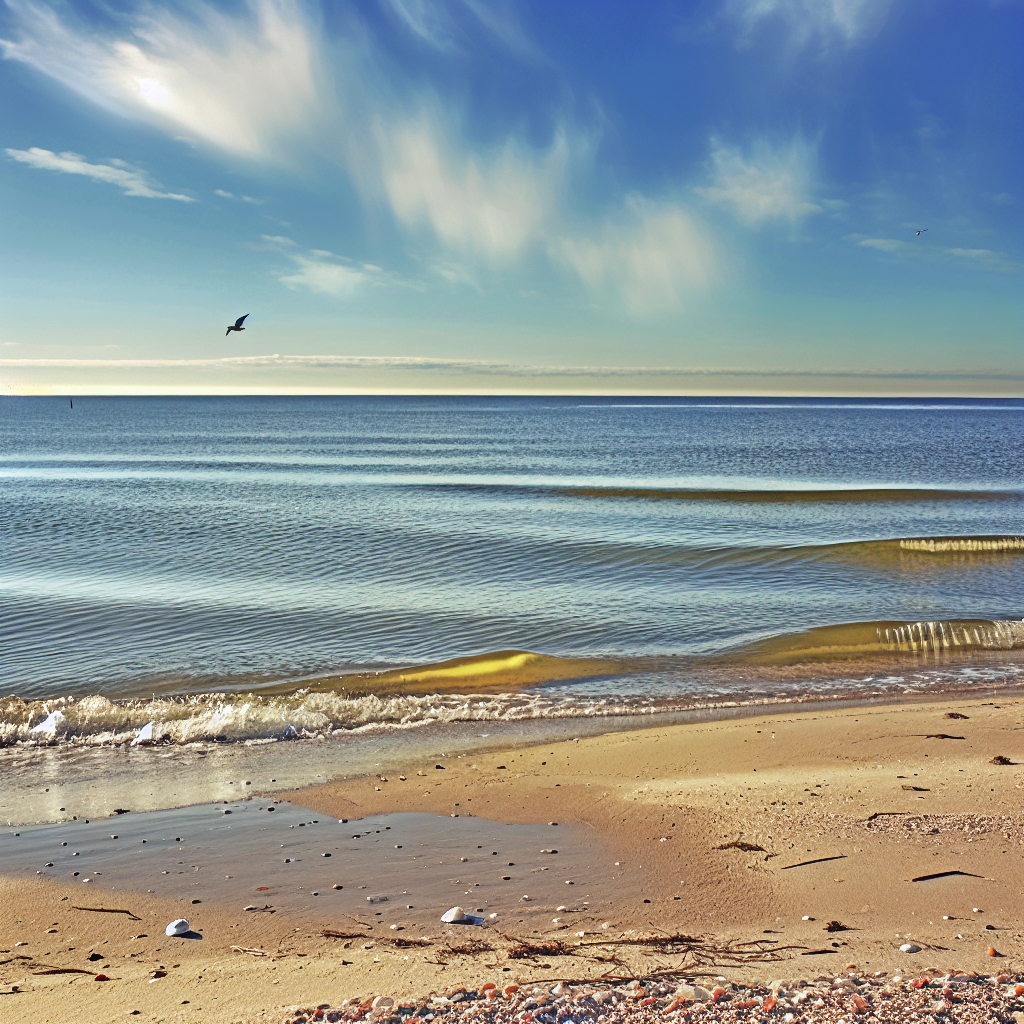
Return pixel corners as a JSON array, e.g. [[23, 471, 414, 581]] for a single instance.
[[715, 840, 766, 852], [505, 937, 572, 959], [322, 929, 371, 940], [824, 921, 851, 932], [427, 938, 495, 965]]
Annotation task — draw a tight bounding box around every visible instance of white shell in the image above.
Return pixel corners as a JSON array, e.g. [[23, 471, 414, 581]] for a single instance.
[[165, 919, 190, 936], [131, 721, 155, 745], [29, 711, 66, 737], [899, 942, 921, 953], [440, 906, 468, 923]]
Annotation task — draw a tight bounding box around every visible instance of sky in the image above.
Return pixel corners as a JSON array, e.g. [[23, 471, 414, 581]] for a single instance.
[[1, 0, 1022, 395]]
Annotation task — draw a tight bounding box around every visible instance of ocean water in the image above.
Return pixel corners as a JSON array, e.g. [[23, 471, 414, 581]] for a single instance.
[[1, 395, 1023, 757]]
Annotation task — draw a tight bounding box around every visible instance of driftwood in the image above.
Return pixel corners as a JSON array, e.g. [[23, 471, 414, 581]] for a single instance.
[[32, 965, 96, 976], [322, 929, 370, 939], [911, 870, 984, 882], [71, 905, 141, 921], [781, 854, 847, 870], [231, 946, 269, 957]]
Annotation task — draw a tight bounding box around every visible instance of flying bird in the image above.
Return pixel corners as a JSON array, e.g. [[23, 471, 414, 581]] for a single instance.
[[915, 228, 928, 236], [225, 314, 249, 336]]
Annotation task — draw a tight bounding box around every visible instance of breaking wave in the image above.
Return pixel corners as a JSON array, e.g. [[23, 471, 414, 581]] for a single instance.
[[731, 617, 1024, 664]]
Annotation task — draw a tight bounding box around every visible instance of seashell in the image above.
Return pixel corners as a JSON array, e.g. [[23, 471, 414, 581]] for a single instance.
[[441, 906, 468, 923], [899, 943, 921, 953], [130, 721, 155, 746], [165, 919, 190, 937], [29, 711, 66, 737]]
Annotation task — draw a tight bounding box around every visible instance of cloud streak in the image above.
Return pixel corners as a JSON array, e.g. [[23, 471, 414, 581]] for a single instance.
[[5, 354, 1018, 382], [855, 237, 1022, 271], [5, 147, 194, 200]]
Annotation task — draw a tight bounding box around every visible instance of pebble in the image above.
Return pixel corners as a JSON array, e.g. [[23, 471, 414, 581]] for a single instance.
[[276, 969, 1024, 1024]]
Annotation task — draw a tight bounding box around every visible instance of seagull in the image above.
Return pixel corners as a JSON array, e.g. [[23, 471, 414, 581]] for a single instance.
[[225, 313, 249, 336], [915, 228, 928, 236]]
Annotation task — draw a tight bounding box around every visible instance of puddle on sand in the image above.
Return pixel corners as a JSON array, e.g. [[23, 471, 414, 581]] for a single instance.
[[0, 801, 620, 931]]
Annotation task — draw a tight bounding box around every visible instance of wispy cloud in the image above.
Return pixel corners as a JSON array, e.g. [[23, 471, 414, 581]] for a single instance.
[[726, 0, 892, 50], [382, 0, 543, 60], [0, 0, 325, 162], [698, 136, 821, 226], [5, 147, 194, 200], [857, 237, 902, 252], [374, 113, 570, 263], [256, 236, 385, 297], [553, 198, 716, 314], [1, 0, 722, 316], [279, 254, 376, 296], [214, 189, 263, 204], [854, 236, 1021, 271]]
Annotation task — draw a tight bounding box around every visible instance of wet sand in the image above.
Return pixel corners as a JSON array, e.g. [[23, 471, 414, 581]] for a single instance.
[[1, 696, 1021, 1023]]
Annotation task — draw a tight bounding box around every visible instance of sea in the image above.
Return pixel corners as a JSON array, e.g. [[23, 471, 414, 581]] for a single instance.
[[1, 395, 1022, 823]]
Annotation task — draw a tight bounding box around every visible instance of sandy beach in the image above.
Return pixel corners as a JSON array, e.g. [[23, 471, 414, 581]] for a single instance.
[[1, 695, 1021, 1023]]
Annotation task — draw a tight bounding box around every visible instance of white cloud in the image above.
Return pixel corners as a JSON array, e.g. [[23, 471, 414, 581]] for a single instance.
[[552, 197, 716, 314], [214, 188, 235, 198], [374, 113, 569, 262], [5, 147, 194, 200], [279, 256, 368, 296], [727, 0, 891, 49], [0, 0, 326, 163], [698, 136, 821, 226]]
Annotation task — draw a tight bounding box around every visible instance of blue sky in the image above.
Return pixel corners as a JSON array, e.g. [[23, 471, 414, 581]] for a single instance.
[[2, 0, 1022, 395]]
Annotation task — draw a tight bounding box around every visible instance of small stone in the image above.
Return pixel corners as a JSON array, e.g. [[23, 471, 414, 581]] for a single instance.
[[899, 943, 921, 954]]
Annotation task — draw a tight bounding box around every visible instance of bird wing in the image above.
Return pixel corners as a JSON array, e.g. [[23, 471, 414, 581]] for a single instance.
[[226, 327, 232, 336], [234, 314, 249, 328]]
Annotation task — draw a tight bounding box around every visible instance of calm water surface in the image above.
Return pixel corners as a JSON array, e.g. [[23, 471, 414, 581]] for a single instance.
[[1, 396, 1022, 747]]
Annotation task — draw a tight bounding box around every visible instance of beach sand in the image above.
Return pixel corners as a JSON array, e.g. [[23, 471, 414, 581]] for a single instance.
[[1, 696, 1021, 1022]]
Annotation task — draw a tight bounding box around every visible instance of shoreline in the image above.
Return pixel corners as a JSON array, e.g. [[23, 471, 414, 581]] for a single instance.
[[3, 681, 1024, 828], [1, 695, 1021, 1022]]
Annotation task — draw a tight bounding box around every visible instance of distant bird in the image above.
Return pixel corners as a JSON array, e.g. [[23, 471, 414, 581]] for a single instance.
[[225, 314, 249, 336], [915, 228, 928, 236]]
